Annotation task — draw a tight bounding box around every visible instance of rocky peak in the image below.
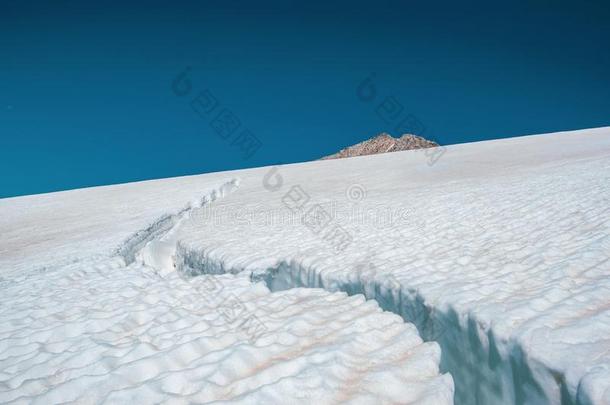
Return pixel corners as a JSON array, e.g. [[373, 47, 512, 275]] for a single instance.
[[321, 133, 438, 160]]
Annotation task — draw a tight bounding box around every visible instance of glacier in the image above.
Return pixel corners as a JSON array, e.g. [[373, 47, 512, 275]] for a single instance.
[[1, 127, 609, 404]]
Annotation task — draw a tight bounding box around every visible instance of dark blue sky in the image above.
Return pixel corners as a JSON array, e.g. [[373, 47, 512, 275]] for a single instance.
[[2, 1, 609, 198]]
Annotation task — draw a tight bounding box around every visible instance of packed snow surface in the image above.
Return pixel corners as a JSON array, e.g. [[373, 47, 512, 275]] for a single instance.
[[1, 127, 610, 404], [0, 257, 450, 404]]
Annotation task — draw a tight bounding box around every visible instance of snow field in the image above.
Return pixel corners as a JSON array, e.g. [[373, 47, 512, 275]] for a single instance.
[[0, 255, 452, 404], [1, 126, 609, 404]]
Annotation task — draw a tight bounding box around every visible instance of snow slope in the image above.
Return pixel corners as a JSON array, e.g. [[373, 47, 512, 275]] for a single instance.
[[1, 126, 609, 404], [0, 168, 451, 402]]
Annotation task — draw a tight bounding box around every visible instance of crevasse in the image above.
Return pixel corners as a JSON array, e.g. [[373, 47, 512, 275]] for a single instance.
[[174, 244, 592, 405], [124, 178, 591, 405]]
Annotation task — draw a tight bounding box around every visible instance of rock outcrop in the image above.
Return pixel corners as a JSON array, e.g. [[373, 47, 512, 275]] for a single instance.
[[321, 133, 438, 160]]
